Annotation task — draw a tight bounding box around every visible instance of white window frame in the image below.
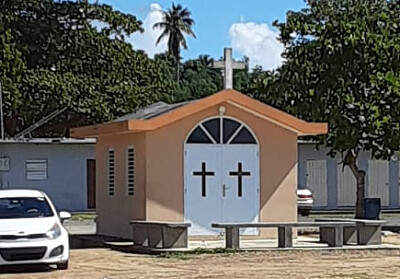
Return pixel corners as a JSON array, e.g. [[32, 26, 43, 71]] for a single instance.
[[26, 159, 48, 181], [107, 148, 115, 196], [126, 146, 135, 196], [185, 116, 259, 145]]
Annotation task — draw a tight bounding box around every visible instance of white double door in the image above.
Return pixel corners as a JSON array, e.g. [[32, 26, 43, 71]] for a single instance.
[[185, 145, 259, 235]]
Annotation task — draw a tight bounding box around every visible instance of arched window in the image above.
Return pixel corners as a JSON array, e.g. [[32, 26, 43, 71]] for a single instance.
[[186, 117, 257, 144]]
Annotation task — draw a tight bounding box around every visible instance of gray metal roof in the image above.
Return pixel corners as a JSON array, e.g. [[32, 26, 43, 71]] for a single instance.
[[113, 101, 194, 122], [0, 138, 96, 144]]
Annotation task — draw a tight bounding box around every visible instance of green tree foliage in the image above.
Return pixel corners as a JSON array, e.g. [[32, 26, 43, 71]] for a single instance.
[[0, 30, 25, 135], [154, 54, 224, 103], [177, 55, 223, 101], [0, 0, 174, 137], [271, 0, 400, 217], [153, 3, 196, 62]]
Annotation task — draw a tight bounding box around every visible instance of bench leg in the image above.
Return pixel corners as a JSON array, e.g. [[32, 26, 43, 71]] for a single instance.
[[161, 226, 189, 248], [320, 226, 343, 247], [132, 225, 149, 247], [357, 225, 382, 245], [319, 227, 329, 244], [148, 225, 163, 248], [278, 227, 292, 248], [343, 226, 357, 244], [225, 227, 240, 249]]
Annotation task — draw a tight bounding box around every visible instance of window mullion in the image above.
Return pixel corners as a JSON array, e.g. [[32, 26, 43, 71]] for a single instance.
[[227, 124, 243, 144], [220, 117, 223, 144], [199, 124, 217, 144]]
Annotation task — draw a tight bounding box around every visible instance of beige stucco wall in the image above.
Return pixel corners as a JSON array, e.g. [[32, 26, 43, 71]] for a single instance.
[[145, 102, 297, 237], [94, 100, 298, 239], [226, 104, 298, 237], [145, 106, 218, 221], [95, 133, 147, 239]]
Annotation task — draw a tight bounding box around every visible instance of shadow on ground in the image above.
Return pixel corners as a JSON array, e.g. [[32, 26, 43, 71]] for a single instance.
[[0, 264, 55, 274], [70, 234, 133, 251]]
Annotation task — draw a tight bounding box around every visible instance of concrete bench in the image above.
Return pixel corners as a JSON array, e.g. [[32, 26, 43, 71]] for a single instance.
[[316, 218, 387, 245], [130, 220, 191, 249], [211, 222, 354, 249]]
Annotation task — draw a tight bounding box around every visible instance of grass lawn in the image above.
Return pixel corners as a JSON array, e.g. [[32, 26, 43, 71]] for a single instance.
[[70, 212, 97, 221], [69, 212, 400, 222], [308, 212, 400, 220]]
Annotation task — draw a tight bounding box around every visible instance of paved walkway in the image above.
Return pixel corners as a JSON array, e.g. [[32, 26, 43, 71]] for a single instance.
[[188, 237, 400, 250], [64, 218, 400, 236], [64, 220, 96, 235], [64, 215, 400, 251], [65, 211, 400, 234]]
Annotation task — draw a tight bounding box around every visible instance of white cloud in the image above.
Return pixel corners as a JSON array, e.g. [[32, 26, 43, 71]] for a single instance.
[[128, 3, 167, 57], [229, 22, 284, 70]]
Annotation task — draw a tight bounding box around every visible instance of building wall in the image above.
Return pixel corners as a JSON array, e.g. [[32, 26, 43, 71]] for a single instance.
[[298, 143, 399, 210], [0, 142, 94, 211], [145, 102, 298, 237], [145, 106, 220, 222], [95, 133, 146, 239], [227, 104, 297, 237]]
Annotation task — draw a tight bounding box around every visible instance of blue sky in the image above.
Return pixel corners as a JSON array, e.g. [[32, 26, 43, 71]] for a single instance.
[[99, 0, 307, 69]]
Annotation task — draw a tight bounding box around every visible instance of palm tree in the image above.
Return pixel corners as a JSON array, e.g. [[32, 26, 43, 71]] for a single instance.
[[153, 3, 196, 63]]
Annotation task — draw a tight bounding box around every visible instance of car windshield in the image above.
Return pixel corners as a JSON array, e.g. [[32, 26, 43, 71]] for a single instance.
[[0, 197, 54, 218]]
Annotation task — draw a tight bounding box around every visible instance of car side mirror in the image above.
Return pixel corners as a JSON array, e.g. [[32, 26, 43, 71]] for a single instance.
[[59, 211, 71, 221]]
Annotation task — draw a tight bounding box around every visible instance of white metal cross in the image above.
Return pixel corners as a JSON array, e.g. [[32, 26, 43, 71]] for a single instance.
[[212, 48, 247, 89]]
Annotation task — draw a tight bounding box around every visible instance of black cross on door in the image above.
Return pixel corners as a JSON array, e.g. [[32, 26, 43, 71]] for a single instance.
[[229, 162, 251, 197], [193, 162, 215, 197]]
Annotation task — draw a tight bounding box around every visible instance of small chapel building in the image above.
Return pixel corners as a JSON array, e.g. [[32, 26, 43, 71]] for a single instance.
[[71, 89, 327, 239]]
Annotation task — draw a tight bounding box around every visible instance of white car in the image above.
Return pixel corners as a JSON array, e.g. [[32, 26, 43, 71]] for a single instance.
[[297, 188, 314, 216], [0, 189, 71, 269]]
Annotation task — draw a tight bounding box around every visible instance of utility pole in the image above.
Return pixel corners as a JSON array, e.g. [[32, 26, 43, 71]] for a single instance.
[[0, 82, 4, 140]]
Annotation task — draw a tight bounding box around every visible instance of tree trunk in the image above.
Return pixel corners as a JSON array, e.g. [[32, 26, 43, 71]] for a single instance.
[[344, 149, 366, 218]]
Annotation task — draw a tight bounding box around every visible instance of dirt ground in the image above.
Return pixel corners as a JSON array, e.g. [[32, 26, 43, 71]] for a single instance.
[[2, 235, 400, 279]]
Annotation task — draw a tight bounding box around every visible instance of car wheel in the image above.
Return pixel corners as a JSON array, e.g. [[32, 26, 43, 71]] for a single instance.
[[57, 261, 68, 270]]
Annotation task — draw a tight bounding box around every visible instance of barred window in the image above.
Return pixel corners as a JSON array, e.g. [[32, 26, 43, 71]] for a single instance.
[[126, 147, 135, 196], [107, 149, 115, 196]]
